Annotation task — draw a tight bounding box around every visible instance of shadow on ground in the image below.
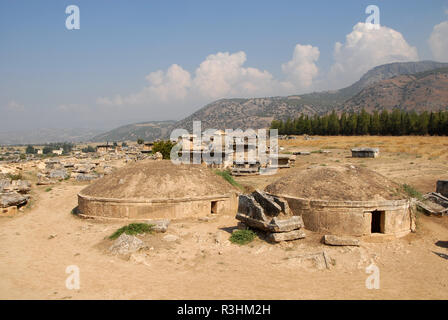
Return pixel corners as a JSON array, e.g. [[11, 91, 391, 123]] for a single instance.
[[435, 241, 448, 249]]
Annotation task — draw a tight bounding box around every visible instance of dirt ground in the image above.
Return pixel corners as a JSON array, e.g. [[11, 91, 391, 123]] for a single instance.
[[0, 136, 448, 299]]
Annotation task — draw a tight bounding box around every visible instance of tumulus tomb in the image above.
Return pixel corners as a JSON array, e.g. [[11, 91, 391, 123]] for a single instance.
[[265, 164, 413, 237], [77, 160, 239, 220]]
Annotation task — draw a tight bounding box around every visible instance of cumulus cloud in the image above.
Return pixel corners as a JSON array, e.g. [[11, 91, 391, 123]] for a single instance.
[[96, 22, 419, 117], [193, 51, 281, 99], [327, 22, 419, 89], [282, 44, 320, 89], [97, 47, 323, 115], [429, 20, 448, 62]]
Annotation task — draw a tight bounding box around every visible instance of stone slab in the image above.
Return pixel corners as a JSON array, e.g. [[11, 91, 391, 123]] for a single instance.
[[323, 234, 360, 246], [267, 229, 306, 242]]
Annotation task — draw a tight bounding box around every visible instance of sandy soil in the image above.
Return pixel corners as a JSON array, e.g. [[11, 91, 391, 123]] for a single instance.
[[0, 136, 448, 299]]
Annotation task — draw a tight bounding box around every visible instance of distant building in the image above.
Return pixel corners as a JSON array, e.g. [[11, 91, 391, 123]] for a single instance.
[[52, 148, 63, 155], [96, 144, 115, 154], [351, 148, 379, 158], [141, 142, 154, 153]]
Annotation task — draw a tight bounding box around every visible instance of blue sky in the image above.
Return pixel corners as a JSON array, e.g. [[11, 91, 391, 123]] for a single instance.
[[1, 0, 448, 131]]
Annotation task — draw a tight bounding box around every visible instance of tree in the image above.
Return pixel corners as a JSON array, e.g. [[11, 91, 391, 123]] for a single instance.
[[357, 109, 370, 135], [25, 145, 35, 154], [43, 146, 53, 154], [328, 111, 340, 135], [137, 138, 144, 145], [82, 146, 95, 153], [152, 140, 175, 160], [269, 109, 448, 137], [370, 111, 380, 135]]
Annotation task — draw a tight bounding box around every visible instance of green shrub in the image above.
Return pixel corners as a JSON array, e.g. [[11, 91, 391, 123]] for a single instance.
[[152, 140, 175, 159], [82, 146, 96, 153], [402, 184, 423, 200], [7, 173, 22, 180], [45, 187, 52, 192], [109, 223, 154, 240], [229, 229, 257, 245], [214, 170, 243, 190]]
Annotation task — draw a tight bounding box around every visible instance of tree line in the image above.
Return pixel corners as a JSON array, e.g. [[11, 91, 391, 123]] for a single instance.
[[270, 109, 448, 136]]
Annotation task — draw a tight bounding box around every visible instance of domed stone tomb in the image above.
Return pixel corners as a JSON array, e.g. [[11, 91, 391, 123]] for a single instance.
[[265, 165, 414, 237], [77, 161, 239, 220]]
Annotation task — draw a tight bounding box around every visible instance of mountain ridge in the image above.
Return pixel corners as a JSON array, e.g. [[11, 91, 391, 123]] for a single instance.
[[3, 61, 448, 144]]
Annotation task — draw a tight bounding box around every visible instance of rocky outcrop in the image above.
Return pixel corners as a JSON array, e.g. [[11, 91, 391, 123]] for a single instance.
[[236, 190, 306, 242]]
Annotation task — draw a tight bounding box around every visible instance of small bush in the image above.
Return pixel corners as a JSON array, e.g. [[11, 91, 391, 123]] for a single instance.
[[214, 170, 243, 190], [45, 187, 52, 192], [6, 173, 22, 181], [402, 184, 423, 200], [152, 140, 175, 159], [109, 223, 154, 240], [229, 229, 257, 245]]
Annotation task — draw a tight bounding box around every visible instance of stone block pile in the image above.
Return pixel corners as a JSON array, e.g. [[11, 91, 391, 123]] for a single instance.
[[236, 190, 306, 242], [0, 177, 31, 215]]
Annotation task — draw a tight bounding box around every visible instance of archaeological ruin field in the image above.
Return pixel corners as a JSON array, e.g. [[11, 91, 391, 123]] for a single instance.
[[0, 135, 447, 299]]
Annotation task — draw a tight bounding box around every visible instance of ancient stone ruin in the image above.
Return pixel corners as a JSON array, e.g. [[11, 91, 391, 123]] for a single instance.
[[77, 160, 239, 221], [436, 180, 448, 198], [0, 177, 31, 215], [236, 190, 306, 242], [417, 180, 448, 216], [265, 164, 414, 237], [351, 148, 379, 158]]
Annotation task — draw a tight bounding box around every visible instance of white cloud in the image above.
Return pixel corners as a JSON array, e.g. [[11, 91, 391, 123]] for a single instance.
[[327, 22, 419, 89], [192, 51, 280, 99], [429, 20, 448, 62], [96, 22, 419, 117], [282, 44, 320, 89], [97, 47, 322, 115]]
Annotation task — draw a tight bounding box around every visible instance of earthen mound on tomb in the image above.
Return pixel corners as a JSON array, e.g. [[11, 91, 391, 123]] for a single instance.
[[80, 160, 239, 200], [265, 164, 407, 201], [77, 160, 240, 220]]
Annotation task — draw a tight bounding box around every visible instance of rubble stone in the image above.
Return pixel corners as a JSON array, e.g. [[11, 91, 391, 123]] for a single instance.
[[0, 192, 27, 208], [37, 174, 56, 185], [48, 169, 69, 180], [108, 234, 145, 255], [236, 190, 306, 242], [75, 173, 99, 182], [145, 219, 170, 233], [323, 235, 360, 246], [267, 229, 306, 242]]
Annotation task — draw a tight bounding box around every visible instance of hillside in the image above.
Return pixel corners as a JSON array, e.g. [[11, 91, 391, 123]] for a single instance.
[[2, 61, 447, 145], [91, 120, 176, 142], [0, 128, 103, 145], [168, 61, 448, 133], [343, 67, 448, 113]]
